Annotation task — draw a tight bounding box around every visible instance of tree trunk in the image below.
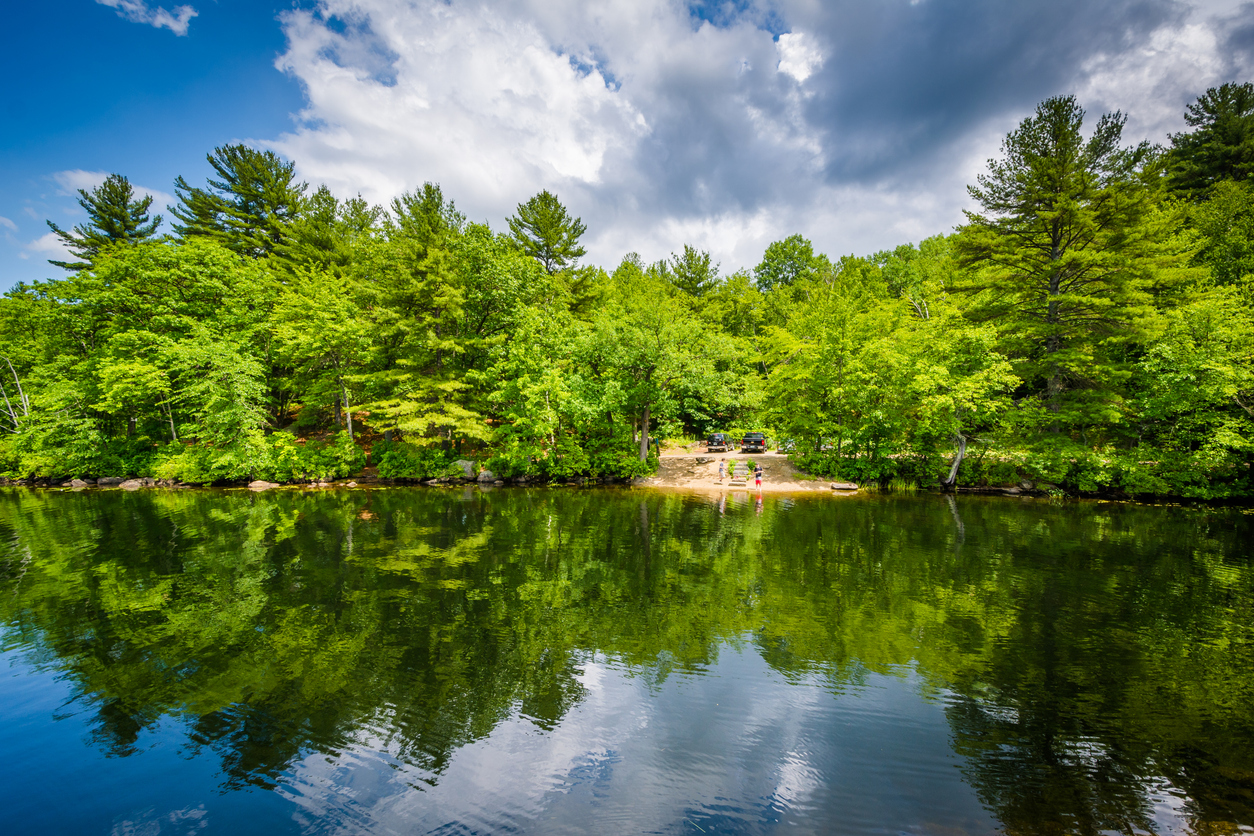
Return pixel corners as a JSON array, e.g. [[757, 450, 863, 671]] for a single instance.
[[638, 403, 651, 462], [939, 433, 968, 492], [342, 380, 353, 440]]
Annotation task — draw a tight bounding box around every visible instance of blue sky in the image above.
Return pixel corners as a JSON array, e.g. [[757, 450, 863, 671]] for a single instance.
[[4, 0, 1252, 290]]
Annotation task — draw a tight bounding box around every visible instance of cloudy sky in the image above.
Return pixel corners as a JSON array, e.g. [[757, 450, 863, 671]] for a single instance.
[[3, 0, 1253, 289]]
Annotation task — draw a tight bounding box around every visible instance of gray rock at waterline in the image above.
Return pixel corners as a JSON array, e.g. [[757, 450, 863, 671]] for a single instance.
[[454, 460, 476, 480], [97, 477, 125, 486], [1018, 479, 1035, 491], [248, 480, 281, 491], [119, 479, 144, 491], [493, 480, 504, 486], [829, 481, 858, 491], [70, 479, 89, 488], [476, 470, 496, 483]]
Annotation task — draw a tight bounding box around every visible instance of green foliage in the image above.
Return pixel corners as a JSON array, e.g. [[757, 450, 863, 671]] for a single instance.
[[45, 173, 161, 271], [171, 144, 307, 258], [1168, 82, 1254, 198], [507, 190, 587, 274], [955, 95, 1170, 434], [372, 439, 462, 480], [8, 100, 1254, 497], [753, 234, 829, 292]]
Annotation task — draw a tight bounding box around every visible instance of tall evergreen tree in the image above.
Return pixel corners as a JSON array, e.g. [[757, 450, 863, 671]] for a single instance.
[[1168, 82, 1254, 199], [171, 145, 307, 258], [507, 190, 586, 274], [45, 174, 161, 271], [955, 95, 1164, 432]]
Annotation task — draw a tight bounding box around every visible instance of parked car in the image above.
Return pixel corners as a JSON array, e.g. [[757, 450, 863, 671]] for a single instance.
[[706, 432, 731, 453], [741, 432, 768, 453]]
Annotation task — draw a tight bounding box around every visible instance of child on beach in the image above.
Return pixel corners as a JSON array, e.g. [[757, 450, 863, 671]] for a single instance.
[[718, 460, 726, 482], [754, 463, 763, 489]]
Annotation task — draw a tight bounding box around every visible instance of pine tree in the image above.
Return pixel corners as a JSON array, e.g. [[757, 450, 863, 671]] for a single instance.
[[956, 96, 1163, 431], [171, 145, 307, 258], [45, 174, 161, 271], [1168, 82, 1254, 199], [507, 190, 586, 274]]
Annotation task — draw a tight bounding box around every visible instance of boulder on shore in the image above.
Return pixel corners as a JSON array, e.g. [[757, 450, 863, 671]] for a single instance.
[[477, 470, 497, 483], [70, 479, 89, 488], [248, 480, 281, 491], [454, 460, 476, 480], [119, 479, 144, 491], [829, 481, 859, 491], [97, 476, 125, 487]]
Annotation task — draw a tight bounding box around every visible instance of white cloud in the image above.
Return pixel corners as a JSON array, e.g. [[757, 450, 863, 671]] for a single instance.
[[1075, 23, 1228, 143], [96, 0, 198, 37], [23, 232, 73, 262], [0, 217, 16, 233], [52, 170, 175, 214], [259, 0, 1237, 274], [776, 32, 823, 83]]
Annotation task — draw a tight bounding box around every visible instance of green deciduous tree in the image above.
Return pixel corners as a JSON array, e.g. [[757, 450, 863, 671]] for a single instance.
[[507, 190, 587, 274], [46, 174, 162, 271], [753, 234, 829, 292]]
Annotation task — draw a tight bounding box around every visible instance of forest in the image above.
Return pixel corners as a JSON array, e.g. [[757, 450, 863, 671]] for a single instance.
[[1, 86, 1252, 498]]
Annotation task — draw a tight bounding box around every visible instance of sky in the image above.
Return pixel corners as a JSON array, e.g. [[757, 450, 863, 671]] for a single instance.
[[3, 0, 1253, 289]]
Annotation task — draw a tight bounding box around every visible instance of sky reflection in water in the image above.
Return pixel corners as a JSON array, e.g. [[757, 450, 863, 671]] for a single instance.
[[0, 487, 1250, 835]]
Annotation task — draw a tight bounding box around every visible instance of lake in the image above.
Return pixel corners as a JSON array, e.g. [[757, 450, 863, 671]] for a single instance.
[[1, 487, 1251, 835]]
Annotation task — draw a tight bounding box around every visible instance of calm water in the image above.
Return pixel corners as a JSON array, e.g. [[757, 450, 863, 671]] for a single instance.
[[1, 487, 1251, 835]]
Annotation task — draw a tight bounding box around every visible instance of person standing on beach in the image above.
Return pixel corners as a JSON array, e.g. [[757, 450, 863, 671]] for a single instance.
[[754, 463, 763, 489], [718, 460, 726, 482]]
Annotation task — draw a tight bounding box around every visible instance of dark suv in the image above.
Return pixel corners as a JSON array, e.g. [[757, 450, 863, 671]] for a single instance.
[[741, 432, 768, 453], [706, 432, 731, 453]]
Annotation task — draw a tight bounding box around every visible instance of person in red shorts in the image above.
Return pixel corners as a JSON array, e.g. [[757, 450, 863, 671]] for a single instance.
[[754, 463, 763, 489]]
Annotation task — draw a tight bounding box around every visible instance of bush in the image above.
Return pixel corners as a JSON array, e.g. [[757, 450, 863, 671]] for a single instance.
[[373, 440, 463, 480]]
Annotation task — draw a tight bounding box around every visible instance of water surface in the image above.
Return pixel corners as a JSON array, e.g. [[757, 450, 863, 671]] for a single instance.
[[1, 487, 1251, 835]]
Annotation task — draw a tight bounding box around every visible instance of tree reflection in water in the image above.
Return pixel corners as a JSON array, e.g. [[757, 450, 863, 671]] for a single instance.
[[0, 487, 1250, 833]]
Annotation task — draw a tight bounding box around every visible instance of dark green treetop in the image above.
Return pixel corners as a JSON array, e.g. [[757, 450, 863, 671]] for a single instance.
[[1168, 82, 1254, 198], [171, 144, 307, 258], [45, 173, 161, 271], [507, 190, 587, 274]]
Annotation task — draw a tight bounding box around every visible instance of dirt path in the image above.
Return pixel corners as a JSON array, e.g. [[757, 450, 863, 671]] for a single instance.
[[633, 451, 858, 494]]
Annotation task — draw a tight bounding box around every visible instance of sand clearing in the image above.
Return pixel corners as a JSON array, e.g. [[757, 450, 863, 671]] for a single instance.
[[633, 451, 857, 494]]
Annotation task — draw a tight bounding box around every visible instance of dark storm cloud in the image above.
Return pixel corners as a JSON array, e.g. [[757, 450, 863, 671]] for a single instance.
[[794, 0, 1185, 181]]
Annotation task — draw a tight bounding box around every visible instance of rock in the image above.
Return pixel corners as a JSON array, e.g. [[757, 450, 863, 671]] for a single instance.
[[119, 479, 144, 491], [97, 476, 125, 487], [248, 480, 280, 491], [424, 479, 441, 486], [829, 481, 858, 491], [346, 481, 357, 487], [70, 479, 89, 488], [477, 470, 496, 483], [454, 460, 476, 479], [1018, 479, 1035, 491], [61, 481, 74, 487], [493, 480, 504, 486], [695, 457, 712, 464]]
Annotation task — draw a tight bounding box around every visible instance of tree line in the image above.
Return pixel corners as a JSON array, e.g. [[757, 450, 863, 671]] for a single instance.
[[2, 84, 1253, 497]]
